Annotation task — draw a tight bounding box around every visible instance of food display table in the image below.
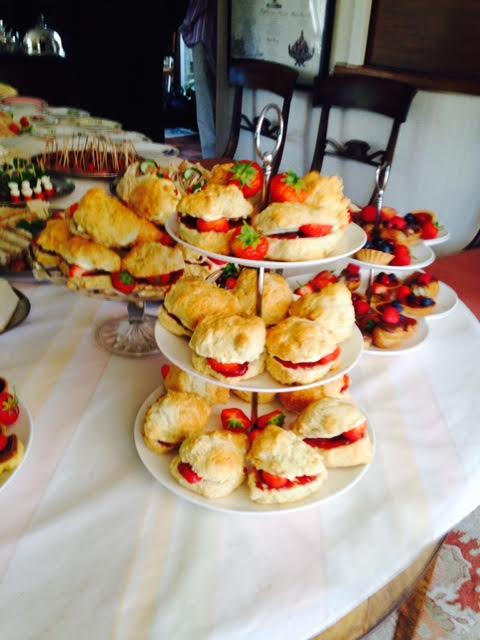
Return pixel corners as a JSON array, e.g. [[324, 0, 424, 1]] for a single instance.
[[1, 280, 479, 639]]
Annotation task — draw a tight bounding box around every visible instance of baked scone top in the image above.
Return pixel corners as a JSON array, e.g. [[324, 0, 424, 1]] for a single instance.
[[266, 317, 337, 362], [163, 363, 230, 404], [292, 398, 366, 438], [71, 188, 141, 248], [122, 242, 184, 278], [190, 314, 266, 363], [234, 269, 293, 326], [254, 202, 344, 235], [178, 183, 253, 221], [64, 236, 121, 272], [247, 425, 326, 479], [143, 390, 211, 444], [289, 282, 354, 330], [303, 172, 350, 209], [128, 175, 180, 224], [178, 431, 248, 482], [36, 218, 71, 254], [137, 218, 165, 244], [164, 277, 240, 329]]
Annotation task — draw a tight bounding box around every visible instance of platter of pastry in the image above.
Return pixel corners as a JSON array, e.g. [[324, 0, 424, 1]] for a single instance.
[[134, 379, 375, 514], [0, 378, 32, 493]]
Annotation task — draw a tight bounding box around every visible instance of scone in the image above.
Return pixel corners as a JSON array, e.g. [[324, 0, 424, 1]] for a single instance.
[[232, 390, 276, 404], [254, 201, 347, 261], [70, 188, 141, 248], [292, 398, 373, 467], [289, 282, 355, 342], [128, 175, 180, 225], [279, 374, 351, 413], [121, 242, 184, 296], [233, 269, 293, 326], [247, 425, 327, 504], [136, 217, 167, 244], [303, 172, 351, 214], [158, 277, 240, 337], [189, 314, 266, 383], [177, 183, 253, 255], [181, 246, 222, 280], [266, 317, 341, 385], [170, 431, 248, 498], [34, 218, 72, 269], [64, 236, 121, 292], [161, 363, 230, 404], [0, 430, 25, 477], [142, 390, 211, 455]]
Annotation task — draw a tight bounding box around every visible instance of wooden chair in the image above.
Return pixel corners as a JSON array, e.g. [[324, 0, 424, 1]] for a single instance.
[[311, 74, 417, 202], [222, 59, 298, 174]]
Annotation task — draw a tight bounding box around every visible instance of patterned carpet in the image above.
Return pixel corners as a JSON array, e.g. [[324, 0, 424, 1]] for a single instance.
[[367, 506, 480, 639]]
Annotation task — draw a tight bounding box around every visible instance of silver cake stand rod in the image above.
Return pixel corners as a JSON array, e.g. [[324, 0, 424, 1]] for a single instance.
[[367, 161, 391, 303]]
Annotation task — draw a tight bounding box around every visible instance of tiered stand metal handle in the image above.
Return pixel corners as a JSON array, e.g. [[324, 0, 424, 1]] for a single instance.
[[366, 161, 391, 303]]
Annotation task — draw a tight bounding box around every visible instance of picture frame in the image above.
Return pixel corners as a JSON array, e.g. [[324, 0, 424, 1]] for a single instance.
[[228, 0, 336, 88]]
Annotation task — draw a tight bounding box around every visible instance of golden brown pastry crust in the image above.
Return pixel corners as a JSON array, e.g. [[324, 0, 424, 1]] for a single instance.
[[317, 436, 373, 468], [121, 243, 184, 278], [289, 282, 355, 342], [292, 398, 366, 439], [33, 247, 61, 269], [190, 314, 266, 363], [178, 221, 235, 255], [209, 162, 235, 185], [191, 352, 265, 382], [372, 322, 417, 349], [71, 188, 141, 248], [266, 316, 337, 362], [128, 176, 180, 224], [163, 363, 230, 404], [247, 425, 326, 479], [64, 236, 121, 272], [234, 269, 293, 326], [178, 183, 252, 221], [136, 218, 166, 244], [303, 171, 351, 218], [158, 306, 192, 337], [142, 390, 211, 451], [255, 202, 344, 235], [36, 219, 72, 255], [163, 277, 240, 332], [279, 377, 349, 413], [355, 249, 393, 265]]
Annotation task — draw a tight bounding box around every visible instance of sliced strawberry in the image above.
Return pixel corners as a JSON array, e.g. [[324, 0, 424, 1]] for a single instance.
[[207, 358, 248, 378], [420, 221, 438, 239], [159, 231, 176, 247], [391, 216, 407, 230], [220, 408, 251, 433], [20, 116, 30, 128], [412, 212, 433, 225], [69, 264, 86, 278], [178, 462, 202, 484], [256, 410, 285, 430], [295, 283, 314, 296], [361, 206, 377, 223], [418, 273, 432, 285], [346, 263, 360, 275], [382, 306, 401, 325], [0, 391, 19, 426], [340, 374, 350, 393], [248, 429, 263, 446], [8, 123, 21, 135], [354, 299, 370, 316], [261, 471, 290, 489], [225, 277, 237, 289], [390, 245, 411, 266], [310, 271, 338, 291], [161, 364, 170, 379], [299, 224, 333, 237], [396, 285, 412, 301], [68, 203, 79, 218], [275, 347, 341, 369], [197, 218, 230, 233], [344, 424, 367, 442], [296, 475, 316, 485]]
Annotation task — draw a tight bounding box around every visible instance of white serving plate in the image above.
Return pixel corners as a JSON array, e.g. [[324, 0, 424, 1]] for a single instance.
[[423, 226, 450, 246], [155, 321, 364, 393], [166, 216, 367, 270], [45, 106, 90, 118], [423, 282, 458, 319], [349, 242, 435, 272], [134, 385, 375, 515], [0, 397, 33, 493], [364, 317, 429, 356]]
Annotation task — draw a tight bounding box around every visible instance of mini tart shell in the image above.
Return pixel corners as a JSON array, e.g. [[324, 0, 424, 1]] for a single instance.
[[372, 322, 417, 349], [178, 219, 234, 255], [266, 350, 340, 385], [247, 469, 327, 504], [355, 248, 394, 265], [191, 352, 265, 382], [400, 302, 436, 317]]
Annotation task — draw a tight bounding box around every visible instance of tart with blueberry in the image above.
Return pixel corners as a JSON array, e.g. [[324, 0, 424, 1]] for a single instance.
[[372, 304, 418, 349], [339, 263, 361, 292], [369, 272, 400, 304], [380, 213, 421, 246], [395, 285, 436, 317], [403, 271, 439, 299], [355, 238, 396, 265]]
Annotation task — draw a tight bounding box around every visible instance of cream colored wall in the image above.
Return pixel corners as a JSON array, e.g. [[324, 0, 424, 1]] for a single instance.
[[217, 0, 480, 254]]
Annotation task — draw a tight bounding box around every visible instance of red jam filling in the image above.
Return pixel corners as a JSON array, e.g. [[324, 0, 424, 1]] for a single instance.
[[207, 358, 249, 378], [178, 462, 202, 484], [254, 469, 317, 490], [274, 347, 341, 370]]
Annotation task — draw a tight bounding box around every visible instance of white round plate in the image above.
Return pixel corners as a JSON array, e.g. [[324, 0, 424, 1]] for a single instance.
[[364, 317, 429, 356], [71, 116, 122, 131], [418, 282, 458, 320], [422, 226, 450, 246], [155, 321, 364, 393], [45, 106, 90, 118], [108, 131, 152, 143], [349, 242, 435, 272], [0, 398, 33, 493], [134, 142, 180, 159], [134, 385, 375, 514], [166, 217, 367, 270]]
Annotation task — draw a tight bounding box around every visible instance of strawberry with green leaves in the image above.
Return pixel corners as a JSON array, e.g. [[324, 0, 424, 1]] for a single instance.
[[227, 161, 264, 198], [270, 171, 308, 203], [230, 222, 269, 260], [256, 410, 285, 430], [221, 408, 252, 433], [112, 271, 136, 294], [0, 390, 19, 427]]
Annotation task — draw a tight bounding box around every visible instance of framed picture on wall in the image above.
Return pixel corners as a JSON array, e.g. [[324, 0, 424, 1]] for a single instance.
[[229, 0, 336, 87]]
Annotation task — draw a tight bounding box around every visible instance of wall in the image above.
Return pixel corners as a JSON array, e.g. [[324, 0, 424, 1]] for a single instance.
[[217, 0, 480, 255]]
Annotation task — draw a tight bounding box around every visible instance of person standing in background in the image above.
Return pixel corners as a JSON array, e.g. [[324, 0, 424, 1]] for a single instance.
[[181, 0, 217, 158]]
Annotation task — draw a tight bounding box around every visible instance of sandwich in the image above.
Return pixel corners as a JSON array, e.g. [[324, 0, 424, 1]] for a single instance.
[[161, 362, 230, 404], [142, 390, 211, 455], [232, 268, 293, 326], [177, 183, 253, 254], [266, 317, 341, 385], [33, 218, 72, 269], [189, 314, 266, 382], [70, 188, 141, 248], [289, 282, 355, 342], [121, 242, 185, 297], [159, 277, 240, 338], [292, 398, 373, 467], [253, 201, 348, 261], [170, 430, 248, 498], [247, 425, 327, 504]]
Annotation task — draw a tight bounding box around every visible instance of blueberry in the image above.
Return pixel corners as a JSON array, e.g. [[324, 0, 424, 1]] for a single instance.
[[378, 271, 385, 278], [421, 297, 435, 307], [390, 274, 399, 284], [407, 295, 416, 304], [391, 301, 403, 310], [405, 213, 415, 224]]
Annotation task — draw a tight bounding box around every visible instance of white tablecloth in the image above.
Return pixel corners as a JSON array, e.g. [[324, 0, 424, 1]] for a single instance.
[[1, 281, 479, 640]]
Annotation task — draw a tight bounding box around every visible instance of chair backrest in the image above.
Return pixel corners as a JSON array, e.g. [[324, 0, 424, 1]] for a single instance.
[[223, 59, 298, 174], [310, 74, 416, 198]]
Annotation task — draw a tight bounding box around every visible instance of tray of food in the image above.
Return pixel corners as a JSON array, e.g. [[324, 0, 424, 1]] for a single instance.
[[0, 376, 32, 493], [0, 157, 74, 205]]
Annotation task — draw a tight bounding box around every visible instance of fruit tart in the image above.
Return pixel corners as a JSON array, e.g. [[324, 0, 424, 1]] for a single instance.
[[352, 294, 379, 348], [372, 304, 418, 349], [369, 272, 400, 305], [395, 286, 436, 317], [0, 425, 24, 479], [339, 263, 361, 292], [379, 213, 421, 246], [403, 271, 440, 299], [409, 211, 439, 241]]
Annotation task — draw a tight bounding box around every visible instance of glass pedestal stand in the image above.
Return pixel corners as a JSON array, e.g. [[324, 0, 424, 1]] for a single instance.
[[95, 301, 159, 357]]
